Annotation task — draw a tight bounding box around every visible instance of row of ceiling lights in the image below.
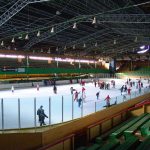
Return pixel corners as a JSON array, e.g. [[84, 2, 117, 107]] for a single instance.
[[0, 16, 138, 52], [0, 17, 97, 46]]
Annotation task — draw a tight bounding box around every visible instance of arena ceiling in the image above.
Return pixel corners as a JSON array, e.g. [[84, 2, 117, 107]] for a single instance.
[[0, 0, 150, 59]]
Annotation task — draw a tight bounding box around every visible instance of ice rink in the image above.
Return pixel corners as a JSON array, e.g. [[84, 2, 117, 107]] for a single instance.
[[0, 78, 149, 129]]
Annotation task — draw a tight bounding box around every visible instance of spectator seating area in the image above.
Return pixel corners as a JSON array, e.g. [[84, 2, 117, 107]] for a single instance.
[[77, 113, 150, 150], [117, 67, 150, 78]]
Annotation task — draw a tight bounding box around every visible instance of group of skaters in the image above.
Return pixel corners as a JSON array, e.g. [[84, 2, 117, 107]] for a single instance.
[[70, 86, 86, 107], [37, 83, 57, 94], [11, 83, 58, 94], [93, 79, 115, 89], [120, 78, 146, 96]]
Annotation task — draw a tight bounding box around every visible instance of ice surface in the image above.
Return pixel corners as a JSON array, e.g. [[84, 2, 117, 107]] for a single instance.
[[0, 78, 149, 129]]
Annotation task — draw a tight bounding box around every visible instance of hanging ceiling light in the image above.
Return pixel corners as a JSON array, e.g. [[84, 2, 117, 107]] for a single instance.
[[64, 45, 67, 50], [134, 36, 137, 42], [18, 34, 22, 39], [56, 10, 61, 15], [113, 39, 116, 45], [56, 47, 59, 51], [37, 31, 40, 37], [73, 22, 77, 29], [1, 41, 4, 46], [51, 27, 54, 33], [73, 45, 76, 49], [25, 34, 29, 40], [95, 42, 98, 47], [92, 17, 96, 24], [83, 43, 86, 48], [11, 37, 15, 43], [47, 48, 51, 53]]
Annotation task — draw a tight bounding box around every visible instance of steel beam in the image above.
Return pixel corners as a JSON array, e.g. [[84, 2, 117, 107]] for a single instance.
[[0, 0, 50, 27]]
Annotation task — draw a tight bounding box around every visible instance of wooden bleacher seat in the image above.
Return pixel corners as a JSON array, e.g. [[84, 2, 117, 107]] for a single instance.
[[109, 113, 147, 139], [136, 136, 150, 150], [85, 143, 101, 150], [124, 113, 150, 139], [140, 120, 150, 136], [98, 138, 119, 150], [114, 135, 139, 150], [95, 118, 134, 143], [76, 146, 86, 150]]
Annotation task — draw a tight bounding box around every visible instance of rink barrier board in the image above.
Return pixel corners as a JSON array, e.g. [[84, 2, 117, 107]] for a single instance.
[[41, 93, 150, 147], [128, 102, 150, 117], [0, 76, 115, 90], [87, 101, 150, 143], [0, 93, 150, 150]]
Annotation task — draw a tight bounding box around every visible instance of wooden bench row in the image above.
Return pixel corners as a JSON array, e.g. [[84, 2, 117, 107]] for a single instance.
[[110, 113, 147, 139], [124, 113, 150, 139]]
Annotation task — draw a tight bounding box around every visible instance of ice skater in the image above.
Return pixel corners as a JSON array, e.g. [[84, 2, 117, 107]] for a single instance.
[[74, 91, 80, 101], [11, 86, 14, 93], [53, 85, 57, 94], [37, 105, 48, 126], [37, 84, 39, 91], [120, 85, 124, 95], [70, 87, 76, 95], [78, 97, 82, 107], [96, 91, 100, 100], [82, 87, 86, 97], [105, 95, 111, 107], [127, 87, 131, 95]]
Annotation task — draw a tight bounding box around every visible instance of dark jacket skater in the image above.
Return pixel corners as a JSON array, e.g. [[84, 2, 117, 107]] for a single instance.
[[37, 106, 48, 126]]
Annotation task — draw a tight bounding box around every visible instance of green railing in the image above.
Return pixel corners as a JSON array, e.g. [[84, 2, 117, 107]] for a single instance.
[[0, 67, 109, 75]]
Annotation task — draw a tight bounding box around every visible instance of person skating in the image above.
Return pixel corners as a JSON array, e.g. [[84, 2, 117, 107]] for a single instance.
[[96, 91, 100, 100], [53, 85, 57, 94], [37, 106, 48, 126], [105, 95, 111, 107], [127, 87, 131, 95], [120, 85, 124, 95], [78, 97, 82, 107], [11, 86, 14, 93], [74, 90, 80, 101], [37, 84, 39, 91]]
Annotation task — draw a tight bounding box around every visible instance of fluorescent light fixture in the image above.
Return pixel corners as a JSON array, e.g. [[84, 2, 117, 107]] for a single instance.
[[0, 54, 25, 59], [54, 57, 95, 63], [140, 45, 145, 49], [137, 45, 149, 54], [59, 57, 94, 63], [137, 49, 149, 54], [74, 59, 95, 63], [29, 56, 52, 61]]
